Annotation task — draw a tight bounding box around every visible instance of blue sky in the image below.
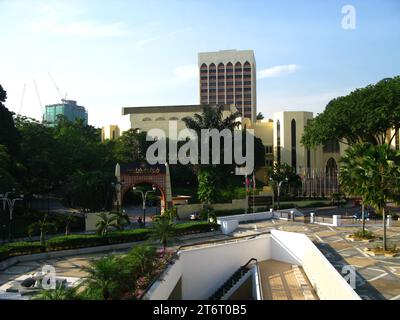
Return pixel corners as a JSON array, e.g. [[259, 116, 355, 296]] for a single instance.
[[0, 0, 399, 127]]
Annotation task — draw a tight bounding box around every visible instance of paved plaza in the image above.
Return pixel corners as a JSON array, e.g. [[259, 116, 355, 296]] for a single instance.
[[0, 219, 399, 300]]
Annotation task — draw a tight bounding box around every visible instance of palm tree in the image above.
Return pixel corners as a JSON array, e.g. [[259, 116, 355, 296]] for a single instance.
[[82, 256, 125, 300], [182, 104, 241, 207], [128, 245, 156, 275], [151, 216, 176, 253], [56, 212, 78, 236], [34, 284, 78, 300], [27, 213, 57, 245], [95, 212, 117, 236], [110, 211, 130, 230], [340, 144, 371, 235], [340, 143, 400, 250], [182, 104, 241, 134]]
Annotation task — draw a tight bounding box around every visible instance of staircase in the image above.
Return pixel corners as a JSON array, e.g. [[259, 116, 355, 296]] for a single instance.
[[208, 258, 256, 300]]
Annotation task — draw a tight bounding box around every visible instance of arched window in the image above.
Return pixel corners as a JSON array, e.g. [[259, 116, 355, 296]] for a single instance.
[[291, 119, 297, 170], [142, 117, 152, 121], [169, 116, 179, 120], [155, 117, 166, 121], [326, 158, 337, 176], [276, 120, 281, 164]]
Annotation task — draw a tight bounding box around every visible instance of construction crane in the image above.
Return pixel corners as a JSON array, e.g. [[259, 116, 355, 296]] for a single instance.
[[48, 71, 67, 102]]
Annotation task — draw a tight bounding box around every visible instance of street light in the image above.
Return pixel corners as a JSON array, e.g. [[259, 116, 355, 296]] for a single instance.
[[270, 177, 288, 210], [0, 191, 24, 242], [132, 185, 156, 228]]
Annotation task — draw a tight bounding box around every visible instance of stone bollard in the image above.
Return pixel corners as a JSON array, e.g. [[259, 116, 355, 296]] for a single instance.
[[310, 212, 315, 224], [333, 215, 341, 227], [387, 215, 392, 228]]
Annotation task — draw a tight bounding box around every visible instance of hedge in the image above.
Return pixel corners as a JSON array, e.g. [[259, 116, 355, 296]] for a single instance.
[[0, 221, 218, 262]]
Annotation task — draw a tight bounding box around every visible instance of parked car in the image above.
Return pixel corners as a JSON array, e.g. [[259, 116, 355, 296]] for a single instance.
[[352, 211, 372, 220], [189, 212, 200, 221]]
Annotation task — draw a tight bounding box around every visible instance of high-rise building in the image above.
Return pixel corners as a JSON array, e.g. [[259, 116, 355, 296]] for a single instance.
[[43, 99, 88, 127], [198, 49, 257, 122]]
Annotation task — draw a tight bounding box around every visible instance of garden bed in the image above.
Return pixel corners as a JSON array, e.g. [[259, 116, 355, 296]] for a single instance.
[[363, 247, 399, 257], [0, 221, 217, 262]]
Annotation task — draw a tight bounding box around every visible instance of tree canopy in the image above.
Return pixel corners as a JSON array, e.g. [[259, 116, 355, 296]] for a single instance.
[[301, 76, 400, 148]]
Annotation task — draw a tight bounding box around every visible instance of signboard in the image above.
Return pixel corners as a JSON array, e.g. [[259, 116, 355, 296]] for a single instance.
[[120, 162, 166, 175]]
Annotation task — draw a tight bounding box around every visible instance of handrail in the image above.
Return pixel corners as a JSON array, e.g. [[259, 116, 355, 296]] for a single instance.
[[243, 257, 257, 268], [254, 262, 263, 300]]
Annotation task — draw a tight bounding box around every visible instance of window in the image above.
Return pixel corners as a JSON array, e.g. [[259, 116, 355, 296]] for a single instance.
[[155, 117, 165, 121], [307, 148, 311, 169], [142, 117, 152, 121], [169, 117, 179, 120], [291, 119, 297, 170], [323, 139, 340, 153]]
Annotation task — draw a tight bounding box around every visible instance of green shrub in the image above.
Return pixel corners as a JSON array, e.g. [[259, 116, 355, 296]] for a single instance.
[[0, 241, 44, 260], [353, 229, 375, 240], [0, 221, 218, 262]]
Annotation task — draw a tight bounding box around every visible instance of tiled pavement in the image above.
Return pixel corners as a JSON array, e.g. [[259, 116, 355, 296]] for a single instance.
[[0, 219, 399, 300], [234, 220, 400, 300]]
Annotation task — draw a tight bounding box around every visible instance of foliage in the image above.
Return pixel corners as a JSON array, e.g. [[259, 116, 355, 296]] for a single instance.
[[197, 169, 218, 205], [267, 163, 302, 197], [151, 216, 176, 251], [82, 255, 131, 300], [113, 129, 150, 163], [110, 211, 130, 230], [0, 85, 21, 157], [27, 213, 57, 245], [0, 221, 215, 262], [256, 112, 264, 120], [302, 76, 400, 147], [55, 213, 79, 236], [340, 143, 400, 250], [353, 229, 375, 240], [33, 283, 80, 300], [95, 212, 117, 236]]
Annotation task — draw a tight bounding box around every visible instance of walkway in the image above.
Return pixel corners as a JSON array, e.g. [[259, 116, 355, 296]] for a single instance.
[[259, 260, 317, 300]]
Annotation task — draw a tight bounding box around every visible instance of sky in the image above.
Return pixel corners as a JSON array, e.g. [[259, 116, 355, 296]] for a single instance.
[[0, 0, 399, 128]]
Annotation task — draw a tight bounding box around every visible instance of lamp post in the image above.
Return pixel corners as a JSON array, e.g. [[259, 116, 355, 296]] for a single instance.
[[0, 191, 24, 242], [132, 185, 156, 228], [270, 177, 288, 210]]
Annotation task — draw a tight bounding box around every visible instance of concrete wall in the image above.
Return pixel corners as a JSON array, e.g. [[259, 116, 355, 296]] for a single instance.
[[179, 236, 271, 300], [271, 230, 360, 300], [143, 258, 183, 300], [85, 212, 112, 232], [217, 211, 273, 224], [176, 204, 203, 219], [212, 199, 246, 211]]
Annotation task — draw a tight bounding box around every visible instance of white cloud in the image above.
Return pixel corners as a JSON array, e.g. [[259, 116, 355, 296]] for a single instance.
[[258, 64, 301, 79]]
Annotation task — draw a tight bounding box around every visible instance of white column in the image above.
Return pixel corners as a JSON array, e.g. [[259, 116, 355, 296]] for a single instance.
[[333, 215, 341, 227], [387, 215, 392, 228]]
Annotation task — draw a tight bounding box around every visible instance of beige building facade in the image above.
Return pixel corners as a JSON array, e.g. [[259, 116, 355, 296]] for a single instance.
[[198, 50, 257, 122], [121, 104, 239, 138]]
